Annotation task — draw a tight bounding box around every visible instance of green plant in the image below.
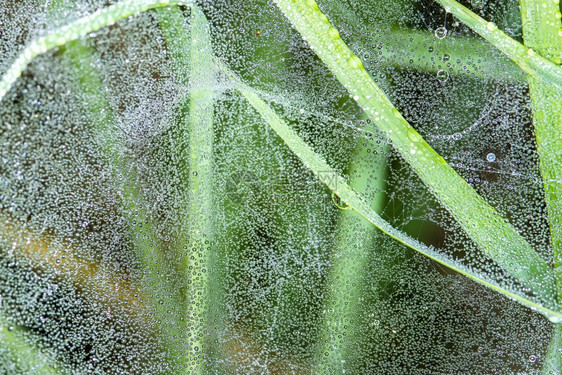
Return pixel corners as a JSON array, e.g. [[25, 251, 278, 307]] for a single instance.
[[0, 0, 560, 373]]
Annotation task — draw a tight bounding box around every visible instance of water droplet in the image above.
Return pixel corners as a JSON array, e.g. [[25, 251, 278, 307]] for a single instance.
[[408, 130, 421, 142], [486, 22, 497, 31], [329, 27, 340, 39], [332, 192, 350, 210], [306, 0, 319, 11], [486, 153, 496, 162], [436, 70, 449, 82], [442, 53, 451, 62], [529, 355, 536, 363], [318, 13, 330, 24], [435, 27, 447, 39], [348, 55, 363, 69]]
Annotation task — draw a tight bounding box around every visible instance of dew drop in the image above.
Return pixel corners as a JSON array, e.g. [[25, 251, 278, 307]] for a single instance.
[[529, 354, 536, 363], [436, 69, 449, 82], [329, 27, 340, 39], [318, 13, 330, 24], [435, 27, 447, 39], [486, 22, 497, 31], [408, 130, 421, 142], [348, 55, 363, 69], [486, 152, 496, 162], [331, 192, 350, 210], [442, 53, 451, 62], [306, 0, 319, 11]]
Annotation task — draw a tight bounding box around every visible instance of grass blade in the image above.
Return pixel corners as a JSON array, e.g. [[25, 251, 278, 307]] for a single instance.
[[518, 0, 562, 307], [433, 0, 562, 91], [272, 0, 557, 308], [184, 7, 215, 372], [218, 60, 562, 321], [156, 5, 216, 373], [516, 0, 562, 371], [315, 136, 387, 372]]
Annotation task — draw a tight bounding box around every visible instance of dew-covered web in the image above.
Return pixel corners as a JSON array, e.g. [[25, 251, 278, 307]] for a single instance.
[[0, 0, 559, 374]]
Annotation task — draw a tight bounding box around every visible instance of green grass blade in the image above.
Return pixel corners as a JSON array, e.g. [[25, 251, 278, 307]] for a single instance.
[[272, 0, 556, 308], [519, 0, 562, 64], [519, 0, 562, 307], [187, 6, 215, 233], [433, 0, 562, 91], [0, 0, 194, 102], [516, 0, 562, 371], [218, 60, 562, 322], [156, 5, 216, 373], [185, 7, 215, 372], [316, 138, 387, 372]]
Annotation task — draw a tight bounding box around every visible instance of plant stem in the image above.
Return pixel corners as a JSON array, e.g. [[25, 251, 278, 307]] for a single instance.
[[517, 0, 562, 371], [218, 60, 562, 321], [156, 5, 216, 373], [272, 0, 557, 308], [433, 0, 562, 91]]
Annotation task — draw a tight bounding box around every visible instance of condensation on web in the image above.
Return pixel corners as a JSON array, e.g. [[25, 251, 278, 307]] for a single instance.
[[0, 0, 556, 374]]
